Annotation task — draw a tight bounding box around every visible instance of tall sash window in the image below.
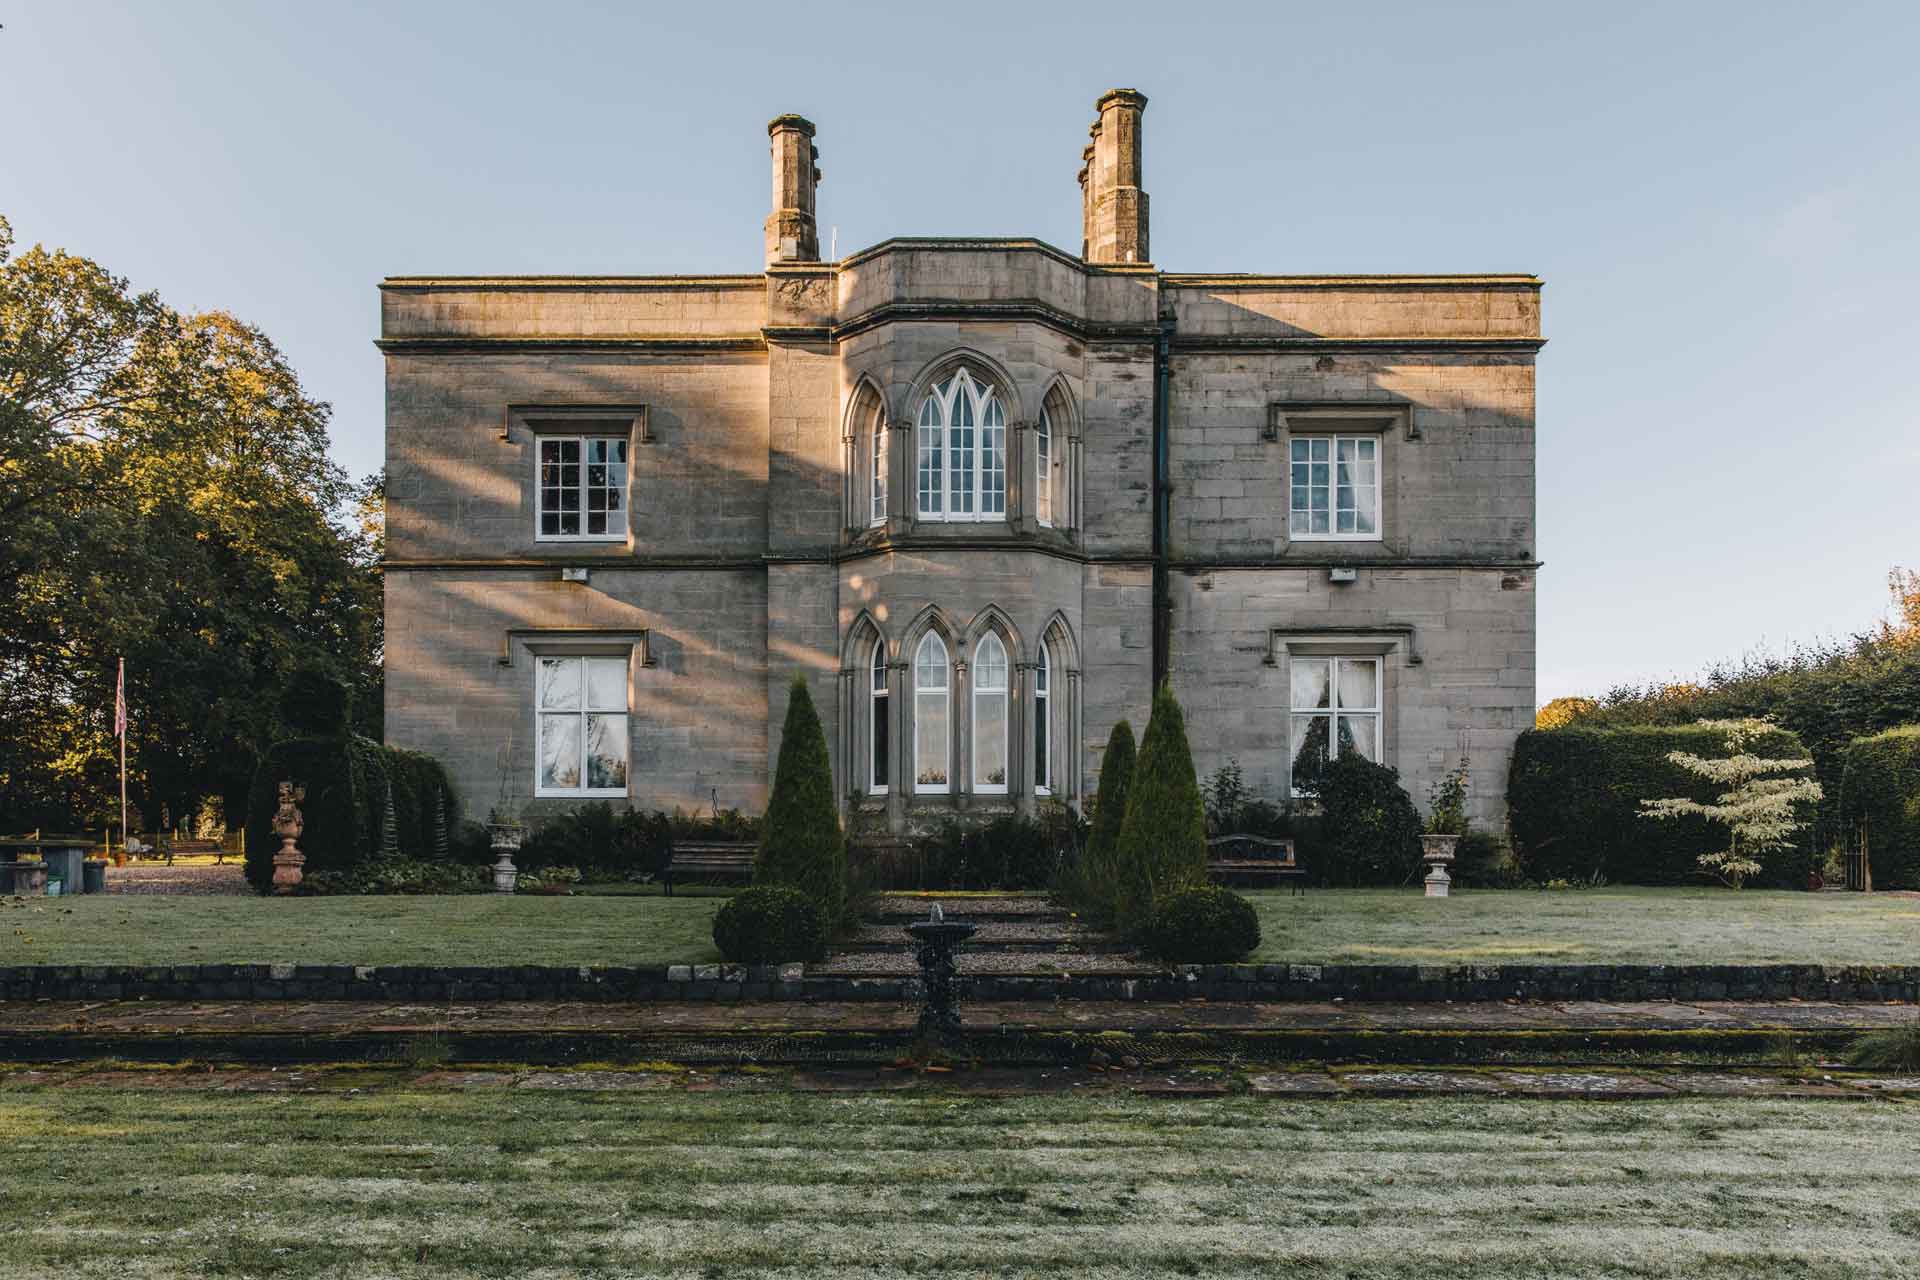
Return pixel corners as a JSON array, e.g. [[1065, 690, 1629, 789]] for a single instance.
[[914, 633, 950, 792], [916, 369, 1005, 522]]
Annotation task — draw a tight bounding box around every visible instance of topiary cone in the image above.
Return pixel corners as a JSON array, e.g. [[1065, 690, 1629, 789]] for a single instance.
[[757, 674, 847, 921], [1112, 682, 1208, 933], [1083, 719, 1137, 921]]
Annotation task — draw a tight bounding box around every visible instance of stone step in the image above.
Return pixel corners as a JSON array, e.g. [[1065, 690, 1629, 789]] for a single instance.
[[866, 893, 1071, 925], [844, 922, 1124, 954], [812, 950, 1156, 978]]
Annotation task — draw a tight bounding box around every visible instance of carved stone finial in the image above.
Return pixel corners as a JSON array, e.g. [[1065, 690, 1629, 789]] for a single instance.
[[271, 779, 306, 895]]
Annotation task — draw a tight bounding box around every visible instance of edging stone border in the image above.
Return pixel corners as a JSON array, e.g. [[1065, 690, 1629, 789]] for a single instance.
[[2, 962, 1918, 1004]]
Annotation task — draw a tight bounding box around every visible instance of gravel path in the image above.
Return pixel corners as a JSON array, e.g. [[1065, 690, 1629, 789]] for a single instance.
[[105, 863, 250, 896], [869, 893, 1062, 918]]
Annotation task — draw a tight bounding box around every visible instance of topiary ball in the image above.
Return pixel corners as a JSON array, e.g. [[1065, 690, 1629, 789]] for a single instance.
[[1143, 886, 1261, 964], [711, 885, 827, 964]]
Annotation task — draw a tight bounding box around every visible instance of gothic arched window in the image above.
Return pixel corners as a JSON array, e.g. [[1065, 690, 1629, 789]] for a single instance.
[[973, 633, 1009, 793], [916, 368, 1005, 522], [1035, 408, 1054, 528], [869, 640, 889, 793], [914, 633, 951, 792], [1033, 642, 1051, 793], [870, 412, 888, 526]]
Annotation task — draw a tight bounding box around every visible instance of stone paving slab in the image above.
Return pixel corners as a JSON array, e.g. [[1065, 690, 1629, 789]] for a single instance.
[[4, 998, 1916, 1036]]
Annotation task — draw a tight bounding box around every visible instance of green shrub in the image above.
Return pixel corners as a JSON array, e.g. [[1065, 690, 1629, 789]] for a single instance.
[[243, 736, 456, 892], [1845, 1022, 1920, 1071], [1837, 725, 1920, 889], [1453, 831, 1524, 888], [871, 811, 1083, 891], [1312, 752, 1423, 887], [711, 885, 827, 964], [1142, 887, 1261, 963], [1509, 724, 1816, 886], [1111, 684, 1208, 932], [303, 858, 482, 896], [1078, 720, 1136, 920], [757, 676, 847, 922], [519, 803, 674, 879]]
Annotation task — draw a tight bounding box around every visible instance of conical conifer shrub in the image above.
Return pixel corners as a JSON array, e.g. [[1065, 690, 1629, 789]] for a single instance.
[[757, 675, 847, 922], [1081, 719, 1137, 920], [1112, 682, 1209, 932]]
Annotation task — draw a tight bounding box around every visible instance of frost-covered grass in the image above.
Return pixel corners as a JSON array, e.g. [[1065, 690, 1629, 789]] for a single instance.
[[2, 1087, 1917, 1277], [0, 892, 723, 966], [1248, 886, 1920, 965]]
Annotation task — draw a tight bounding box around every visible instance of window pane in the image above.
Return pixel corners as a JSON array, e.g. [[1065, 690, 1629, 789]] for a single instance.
[[585, 714, 628, 789], [586, 656, 627, 710], [540, 714, 582, 790], [1290, 714, 1331, 792], [980, 397, 1005, 516], [915, 635, 947, 689], [1310, 439, 1329, 463], [916, 692, 948, 787], [1290, 658, 1332, 710], [1290, 439, 1308, 464], [1337, 659, 1378, 710], [975, 692, 1007, 788], [1354, 485, 1378, 534], [1290, 510, 1309, 535], [975, 635, 1008, 689], [1034, 690, 1049, 789], [872, 691, 889, 790], [1338, 714, 1379, 762], [1310, 509, 1330, 534], [1036, 413, 1052, 525], [1336, 509, 1356, 534], [538, 657, 581, 711]]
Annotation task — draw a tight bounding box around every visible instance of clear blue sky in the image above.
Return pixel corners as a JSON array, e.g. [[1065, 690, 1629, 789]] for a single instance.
[[5, 1, 1916, 702]]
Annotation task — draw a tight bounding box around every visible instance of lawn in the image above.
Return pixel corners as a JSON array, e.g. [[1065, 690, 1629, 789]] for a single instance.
[[1248, 887, 1920, 966], [2, 1087, 1916, 1277], [0, 892, 723, 967]]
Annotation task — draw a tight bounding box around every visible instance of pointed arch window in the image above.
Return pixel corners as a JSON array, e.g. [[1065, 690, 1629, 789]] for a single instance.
[[973, 633, 1010, 793], [870, 412, 888, 526], [1035, 408, 1054, 528], [916, 369, 1005, 522], [1033, 642, 1051, 794], [914, 633, 950, 792], [868, 639, 889, 794]]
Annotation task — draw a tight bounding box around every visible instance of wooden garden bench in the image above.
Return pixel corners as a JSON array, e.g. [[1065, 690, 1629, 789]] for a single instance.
[[1206, 834, 1305, 894], [661, 840, 757, 895]]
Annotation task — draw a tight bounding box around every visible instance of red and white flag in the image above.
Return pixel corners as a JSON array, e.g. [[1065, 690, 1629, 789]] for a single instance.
[[114, 658, 126, 738]]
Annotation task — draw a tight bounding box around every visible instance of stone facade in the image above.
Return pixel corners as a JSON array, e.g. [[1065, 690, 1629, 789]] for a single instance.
[[381, 91, 1542, 833]]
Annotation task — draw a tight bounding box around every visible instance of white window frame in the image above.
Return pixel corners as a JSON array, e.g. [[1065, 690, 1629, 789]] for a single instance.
[[915, 368, 1006, 523], [1288, 655, 1383, 797], [868, 641, 890, 795], [534, 653, 631, 799], [536, 435, 630, 542], [1288, 435, 1380, 542], [913, 633, 951, 794], [1035, 408, 1054, 528], [870, 414, 889, 527], [1033, 644, 1051, 794], [972, 633, 1010, 794]]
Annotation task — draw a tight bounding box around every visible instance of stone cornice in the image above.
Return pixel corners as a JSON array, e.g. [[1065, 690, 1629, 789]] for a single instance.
[[830, 300, 1158, 345], [379, 275, 764, 291], [383, 553, 1542, 572], [1164, 272, 1542, 290], [1169, 335, 1547, 354], [374, 336, 768, 354]]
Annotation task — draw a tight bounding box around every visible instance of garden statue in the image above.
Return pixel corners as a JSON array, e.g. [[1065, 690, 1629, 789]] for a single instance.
[[270, 781, 307, 894]]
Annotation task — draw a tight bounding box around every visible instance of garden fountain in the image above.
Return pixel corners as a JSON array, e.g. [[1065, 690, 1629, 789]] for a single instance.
[[905, 903, 978, 1040]]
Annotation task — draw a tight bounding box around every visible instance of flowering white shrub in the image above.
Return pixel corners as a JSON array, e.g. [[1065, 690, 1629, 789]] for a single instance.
[[1638, 718, 1822, 888]]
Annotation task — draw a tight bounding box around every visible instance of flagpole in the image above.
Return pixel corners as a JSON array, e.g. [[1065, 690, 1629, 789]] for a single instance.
[[117, 658, 128, 856]]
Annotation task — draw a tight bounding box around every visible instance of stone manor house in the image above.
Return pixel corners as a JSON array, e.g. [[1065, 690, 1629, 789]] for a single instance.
[[381, 90, 1542, 836]]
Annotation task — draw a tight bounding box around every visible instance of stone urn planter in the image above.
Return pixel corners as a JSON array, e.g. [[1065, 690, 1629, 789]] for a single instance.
[[1420, 833, 1459, 898], [488, 822, 525, 894], [13, 861, 48, 895]]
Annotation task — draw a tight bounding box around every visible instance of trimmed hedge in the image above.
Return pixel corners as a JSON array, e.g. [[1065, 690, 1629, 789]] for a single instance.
[[1143, 887, 1261, 963], [1509, 724, 1816, 886], [1311, 753, 1424, 887], [712, 885, 827, 964], [244, 735, 456, 893], [1838, 725, 1920, 890], [518, 802, 674, 878]]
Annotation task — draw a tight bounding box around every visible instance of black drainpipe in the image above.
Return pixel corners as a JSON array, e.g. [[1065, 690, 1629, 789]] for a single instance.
[[1151, 295, 1174, 691]]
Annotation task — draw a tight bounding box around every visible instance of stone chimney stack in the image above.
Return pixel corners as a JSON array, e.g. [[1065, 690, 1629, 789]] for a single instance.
[[765, 114, 821, 265], [1082, 89, 1149, 264]]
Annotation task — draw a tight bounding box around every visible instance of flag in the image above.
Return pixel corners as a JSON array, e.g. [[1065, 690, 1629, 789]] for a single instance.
[[115, 658, 126, 738]]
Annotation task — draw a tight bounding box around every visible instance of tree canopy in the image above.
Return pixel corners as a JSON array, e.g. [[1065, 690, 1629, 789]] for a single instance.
[[0, 215, 382, 833]]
